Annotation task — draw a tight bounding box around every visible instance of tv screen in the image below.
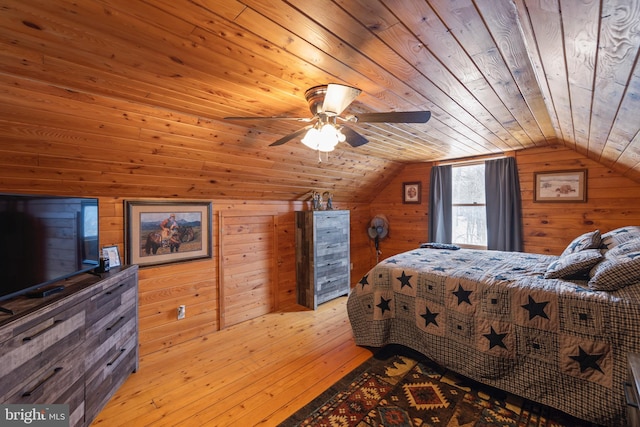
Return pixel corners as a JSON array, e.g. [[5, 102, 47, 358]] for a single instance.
[[0, 194, 99, 302]]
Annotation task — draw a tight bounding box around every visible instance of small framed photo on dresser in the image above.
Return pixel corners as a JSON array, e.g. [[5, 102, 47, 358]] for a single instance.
[[102, 245, 121, 267]]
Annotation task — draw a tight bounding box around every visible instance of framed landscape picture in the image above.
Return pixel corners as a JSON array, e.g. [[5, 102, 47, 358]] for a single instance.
[[124, 200, 212, 267], [534, 169, 587, 202]]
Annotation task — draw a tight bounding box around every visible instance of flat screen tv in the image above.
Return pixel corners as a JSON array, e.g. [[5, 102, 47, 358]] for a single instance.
[[0, 193, 100, 302]]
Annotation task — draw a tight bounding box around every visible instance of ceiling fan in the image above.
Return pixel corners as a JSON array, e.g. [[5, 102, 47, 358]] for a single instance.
[[224, 84, 431, 152]]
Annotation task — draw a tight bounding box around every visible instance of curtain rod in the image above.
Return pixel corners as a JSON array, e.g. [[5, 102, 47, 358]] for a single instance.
[[435, 153, 507, 167]]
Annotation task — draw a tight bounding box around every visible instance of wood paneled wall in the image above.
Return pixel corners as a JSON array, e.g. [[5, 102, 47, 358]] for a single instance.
[[365, 145, 640, 268], [1, 168, 371, 359], [517, 145, 640, 254], [97, 198, 372, 357], [367, 163, 431, 262], [4, 144, 639, 359], [99, 145, 640, 357]]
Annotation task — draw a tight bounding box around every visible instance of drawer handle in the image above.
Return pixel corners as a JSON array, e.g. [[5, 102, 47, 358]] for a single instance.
[[107, 348, 126, 367], [22, 367, 62, 397], [106, 316, 125, 331], [625, 381, 639, 408], [22, 319, 63, 343], [105, 282, 126, 296]]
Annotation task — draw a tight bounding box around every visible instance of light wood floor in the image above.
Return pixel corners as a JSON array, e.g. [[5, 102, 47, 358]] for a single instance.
[[90, 296, 373, 427]]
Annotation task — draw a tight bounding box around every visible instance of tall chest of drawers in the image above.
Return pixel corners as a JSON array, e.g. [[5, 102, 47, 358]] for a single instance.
[[296, 210, 350, 309], [0, 266, 138, 427]]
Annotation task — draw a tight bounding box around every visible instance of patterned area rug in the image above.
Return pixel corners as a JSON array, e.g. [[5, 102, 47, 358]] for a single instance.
[[279, 345, 600, 427]]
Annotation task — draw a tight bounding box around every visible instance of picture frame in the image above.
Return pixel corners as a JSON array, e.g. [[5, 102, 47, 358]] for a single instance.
[[533, 169, 587, 202], [102, 245, 121, 268], [124, 200, 212, 267], [403, 181, 422, 204]]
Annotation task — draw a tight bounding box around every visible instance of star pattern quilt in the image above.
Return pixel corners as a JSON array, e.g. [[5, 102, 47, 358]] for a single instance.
[[347, 248, 640, 426]]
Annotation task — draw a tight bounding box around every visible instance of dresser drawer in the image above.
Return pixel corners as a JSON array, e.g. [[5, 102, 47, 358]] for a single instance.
[[86, 275, 136, 333], [85, 334, 137, 422], [0, 301, 87, 401], [1, 347, 84, 405], [85, 275, 136, 325], [4, 371, 85, 427], [314, 211, 349, 227], [316, 243, 348, 258], [5, 377, 88, 427]]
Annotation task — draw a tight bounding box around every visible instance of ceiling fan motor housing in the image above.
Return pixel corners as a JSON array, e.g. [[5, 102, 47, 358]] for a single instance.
[[305, 85, 329, 116]]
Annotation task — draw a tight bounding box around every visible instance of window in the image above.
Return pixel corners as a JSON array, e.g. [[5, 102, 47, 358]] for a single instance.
[[81, 200, 99, 263], [452, 163, 487, 248], [82, 202, 98, 238]]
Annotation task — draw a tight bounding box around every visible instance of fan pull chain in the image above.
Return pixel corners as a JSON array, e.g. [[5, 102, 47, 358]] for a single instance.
[[316, 150, 329, 163]]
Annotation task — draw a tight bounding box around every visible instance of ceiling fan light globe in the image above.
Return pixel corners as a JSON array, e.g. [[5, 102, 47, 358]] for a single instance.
[[317, 142, 337, 152], [317, 124, 340, 151], [317, 136, 339, 152], [301, 127, 321, 149], [320, 123, 336, 135]]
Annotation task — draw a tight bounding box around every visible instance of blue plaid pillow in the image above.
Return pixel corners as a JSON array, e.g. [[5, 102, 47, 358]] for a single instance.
[[601, 226, 640, 250], [588, 241, 640, 291], [545, 249, 603, 279], [560, 230, 601, 257]]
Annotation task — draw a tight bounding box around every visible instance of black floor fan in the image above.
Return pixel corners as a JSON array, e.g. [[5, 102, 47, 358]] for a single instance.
[[367, 214, 389, 264]]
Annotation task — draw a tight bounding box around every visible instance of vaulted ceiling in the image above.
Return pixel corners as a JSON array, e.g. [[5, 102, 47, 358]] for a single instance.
[[1, 0, 640, 202]]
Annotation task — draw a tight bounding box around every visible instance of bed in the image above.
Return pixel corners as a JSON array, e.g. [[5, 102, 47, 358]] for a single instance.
[[347, 226, 640, 426]]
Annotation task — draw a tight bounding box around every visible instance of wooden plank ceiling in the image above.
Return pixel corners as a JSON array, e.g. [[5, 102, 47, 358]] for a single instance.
[[1, 0, 640, 202]]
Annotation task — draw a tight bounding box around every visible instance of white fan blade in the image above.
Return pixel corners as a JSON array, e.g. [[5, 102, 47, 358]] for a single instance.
[[322, 84, 361, 116], [269, 125, 313, 146]]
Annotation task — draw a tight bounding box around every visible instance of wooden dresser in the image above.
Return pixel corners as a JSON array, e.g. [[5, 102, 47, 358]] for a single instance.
[[296, 210, 350, 309], [0, 265, 138, 427]]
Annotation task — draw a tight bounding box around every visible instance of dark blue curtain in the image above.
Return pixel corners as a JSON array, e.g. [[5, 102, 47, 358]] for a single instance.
[[485, 157, 523, 252], [428, 165, 452, 243]]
